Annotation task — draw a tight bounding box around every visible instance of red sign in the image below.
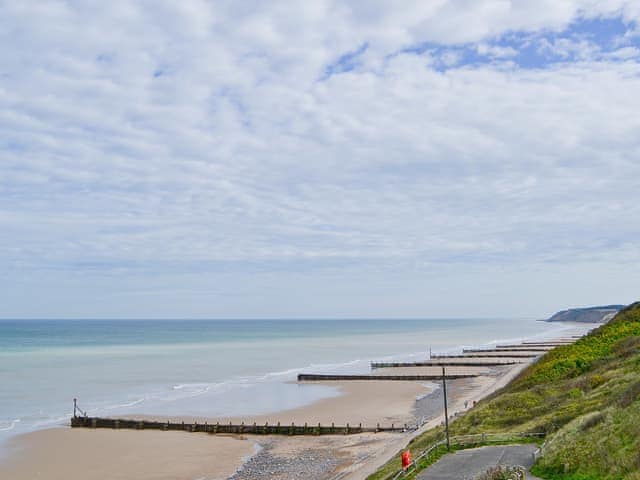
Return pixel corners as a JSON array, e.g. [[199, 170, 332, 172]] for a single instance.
[[401, 450, 412, 469]]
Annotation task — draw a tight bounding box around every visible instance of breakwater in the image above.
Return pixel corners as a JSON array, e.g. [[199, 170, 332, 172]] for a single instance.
[[431, 352, 540, 358], [297, 373, 478, 381], [70, 416, 409, 435], [370, 360, 522, 368], [462, 347, 551, 353]]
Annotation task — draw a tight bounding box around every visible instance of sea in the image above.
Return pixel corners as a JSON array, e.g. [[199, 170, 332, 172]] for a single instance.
[[0, 318, 580, 448]]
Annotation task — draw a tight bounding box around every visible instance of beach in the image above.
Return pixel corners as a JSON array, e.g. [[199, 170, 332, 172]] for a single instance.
[[0, 320, 593, 479], [0, 362, 530, 480], [0, 428, 254, 480]]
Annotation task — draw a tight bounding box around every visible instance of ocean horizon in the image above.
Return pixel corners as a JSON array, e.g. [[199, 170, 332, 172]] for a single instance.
[[0, 317, 579, 448]]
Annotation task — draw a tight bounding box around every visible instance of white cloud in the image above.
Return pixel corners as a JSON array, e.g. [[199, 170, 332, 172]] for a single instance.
[[537, 37, 602, 60], [1, 1, 639, 317], [607, 45, 640, 58], [477, 43, 518, 58]]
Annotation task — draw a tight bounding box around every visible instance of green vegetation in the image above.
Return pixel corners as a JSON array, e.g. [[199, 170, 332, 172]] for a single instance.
[[369, 302, 640, 480], [390, 435, 542, 480], [477, 465, 526, 480]]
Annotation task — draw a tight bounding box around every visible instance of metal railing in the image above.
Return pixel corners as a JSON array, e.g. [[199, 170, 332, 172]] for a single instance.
[[384, 432, 545, 480]]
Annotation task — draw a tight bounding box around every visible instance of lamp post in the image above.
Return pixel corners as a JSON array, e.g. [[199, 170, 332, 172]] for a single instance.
[[442, 367, 450, 450]]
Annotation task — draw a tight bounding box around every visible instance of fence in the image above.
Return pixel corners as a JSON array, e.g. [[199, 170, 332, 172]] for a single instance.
[[384, 432, 545, 480]]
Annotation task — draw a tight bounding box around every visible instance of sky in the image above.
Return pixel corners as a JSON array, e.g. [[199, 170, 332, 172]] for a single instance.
[[1, 1, 640, 319]]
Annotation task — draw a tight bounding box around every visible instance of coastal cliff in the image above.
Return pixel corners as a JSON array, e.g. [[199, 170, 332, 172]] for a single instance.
[[370, 301, 640, 480], [546, 304, 624, 323]]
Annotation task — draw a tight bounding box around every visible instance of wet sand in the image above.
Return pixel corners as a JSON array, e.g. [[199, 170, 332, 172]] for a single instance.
[[0, 428, 254, 480], [0, 331, 581, 480]]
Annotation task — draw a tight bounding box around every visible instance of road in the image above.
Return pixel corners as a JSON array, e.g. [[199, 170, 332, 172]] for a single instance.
[[416, 444, 542, 480]]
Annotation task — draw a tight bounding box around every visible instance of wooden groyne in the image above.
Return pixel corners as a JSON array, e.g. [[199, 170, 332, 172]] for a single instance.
[[297, 373, 479, 381], [462, 348, 551, 353], [495, 344, 562, 348], [370, 360, 522, 369], [431, 352, 540, 359], [70, 416, 407, 435]]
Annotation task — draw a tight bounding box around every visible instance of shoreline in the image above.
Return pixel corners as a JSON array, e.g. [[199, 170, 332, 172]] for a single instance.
[[0, 363, 521, 480], [0, 318, 577, 443], [0, 323, 594, 480]]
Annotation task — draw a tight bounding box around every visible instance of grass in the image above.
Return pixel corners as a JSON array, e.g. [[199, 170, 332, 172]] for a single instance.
[[368, 302, 640, 480]]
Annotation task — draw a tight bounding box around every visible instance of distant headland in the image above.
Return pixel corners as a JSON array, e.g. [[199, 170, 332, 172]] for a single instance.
[[546, 304, 625, 323]]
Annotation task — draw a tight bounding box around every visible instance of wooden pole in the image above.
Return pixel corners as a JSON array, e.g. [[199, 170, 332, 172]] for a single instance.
[[442, 367, 450, 450]]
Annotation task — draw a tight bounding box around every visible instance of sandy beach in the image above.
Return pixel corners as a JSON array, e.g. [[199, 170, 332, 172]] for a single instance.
[[0, 361, 524, 480], [0, 428, 254, 480], [1, 325, 593, 480], [212, 380, 435, 427]]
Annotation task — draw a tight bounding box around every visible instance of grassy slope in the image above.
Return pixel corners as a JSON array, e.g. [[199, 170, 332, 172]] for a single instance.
[[368, 302, 640, 480]]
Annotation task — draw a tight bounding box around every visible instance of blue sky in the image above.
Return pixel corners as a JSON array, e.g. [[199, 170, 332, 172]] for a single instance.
[[1, 1, 640, 319]]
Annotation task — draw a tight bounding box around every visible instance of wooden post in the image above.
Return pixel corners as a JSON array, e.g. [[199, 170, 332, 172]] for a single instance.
[[73, 398, 77, 418], [442, 366, 450, 450]]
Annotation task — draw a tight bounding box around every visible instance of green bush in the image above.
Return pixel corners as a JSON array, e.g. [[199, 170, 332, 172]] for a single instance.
[[369, 302, 640, 480]]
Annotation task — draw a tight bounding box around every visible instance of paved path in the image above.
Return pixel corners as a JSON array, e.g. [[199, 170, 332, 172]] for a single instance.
[[416, 444, 542, 480]]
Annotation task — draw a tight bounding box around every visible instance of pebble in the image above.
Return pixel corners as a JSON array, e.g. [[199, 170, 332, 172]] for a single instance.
[[230, 442, 343, 480]]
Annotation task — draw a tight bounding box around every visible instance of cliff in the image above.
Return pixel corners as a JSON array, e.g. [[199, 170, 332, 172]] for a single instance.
[[546, 304, 624, 323]]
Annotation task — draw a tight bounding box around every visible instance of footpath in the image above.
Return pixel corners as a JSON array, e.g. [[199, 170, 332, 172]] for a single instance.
[[416, 444, 543, 480]]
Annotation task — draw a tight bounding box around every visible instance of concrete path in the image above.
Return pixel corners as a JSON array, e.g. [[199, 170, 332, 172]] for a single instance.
[[416, 444, 542, 480]]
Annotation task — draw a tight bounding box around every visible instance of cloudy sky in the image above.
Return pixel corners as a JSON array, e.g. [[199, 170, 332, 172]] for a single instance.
[[1, 1, 639, 319]]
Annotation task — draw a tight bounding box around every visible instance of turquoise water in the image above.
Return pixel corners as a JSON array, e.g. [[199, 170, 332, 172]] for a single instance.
[[0, 318, 575, 445]]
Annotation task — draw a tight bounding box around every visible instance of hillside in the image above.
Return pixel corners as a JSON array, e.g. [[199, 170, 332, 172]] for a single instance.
[[546, 305, 624, 323], [370, 302, 640, 480]]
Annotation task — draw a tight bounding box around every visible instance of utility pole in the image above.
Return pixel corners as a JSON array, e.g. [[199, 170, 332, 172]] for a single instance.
[[442, 367, 450, 450]]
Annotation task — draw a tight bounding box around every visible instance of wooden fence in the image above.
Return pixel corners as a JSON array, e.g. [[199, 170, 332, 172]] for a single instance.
[[385, 432, 545, 480]]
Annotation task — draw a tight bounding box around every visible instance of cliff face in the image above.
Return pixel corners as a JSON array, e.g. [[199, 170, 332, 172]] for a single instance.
[[546, 305, 625, 323]]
